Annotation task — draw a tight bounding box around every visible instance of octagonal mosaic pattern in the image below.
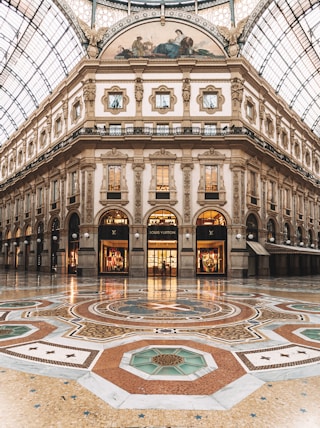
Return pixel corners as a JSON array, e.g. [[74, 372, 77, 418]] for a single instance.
[[120, 345, 216, 380]]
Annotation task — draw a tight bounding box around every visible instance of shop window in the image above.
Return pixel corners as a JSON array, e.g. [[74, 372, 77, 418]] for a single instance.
[[196, 210, 227, 275], [99, 210, 129, 274]]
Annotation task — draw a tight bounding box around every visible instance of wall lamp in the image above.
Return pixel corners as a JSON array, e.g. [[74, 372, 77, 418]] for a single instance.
[[300, 242, 304, 247], [269, 237, 275, 243], [134, 232, 140, 239], [83, 232, 90, 239], [24, 240, 29, 245], [185, 232, 190, 240], [71, 233, 78, 239], [311, 243, 315, 248], [286, 240, 291, 245], [52, 235, 58, 241], [4, 242, 9, 247], [236, 233, 242, 240], [247, 233, 254, 240], [36, 238, 42, 243], [13, 241, 18, 246]]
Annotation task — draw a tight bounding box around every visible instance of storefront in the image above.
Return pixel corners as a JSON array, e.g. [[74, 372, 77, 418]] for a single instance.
[[98, 210, 129, 274], [147, 210, 178, 277], [196, 210, 227, 275]]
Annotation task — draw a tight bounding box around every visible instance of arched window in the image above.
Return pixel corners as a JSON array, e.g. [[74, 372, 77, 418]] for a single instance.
[[267, 219, 276, 242], [246, 214, 258, 241]]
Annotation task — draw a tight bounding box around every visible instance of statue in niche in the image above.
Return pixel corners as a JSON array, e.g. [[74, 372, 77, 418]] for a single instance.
[[79, 19, 108, 59], [217, 18, 248, 57]]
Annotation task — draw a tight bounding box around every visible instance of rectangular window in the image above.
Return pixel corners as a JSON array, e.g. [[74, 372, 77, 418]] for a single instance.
[[205, 166, 218, 191], [74, 102, 81, 119], [204, 124, 217, 136], [247, 103, 253, 119], [38, 187, 43, 207], [156, 124, 169, 135], [71, 171, 77, 195], [6, 203, 10, 221], [25, 193, 30, 213], [250, 171, 257, 196], [108, 165, 121, 191], [156, 93, 170, 108], [109, 124, 122, 135], [108, 93, 123, 109], [156, 165, 169, 191], [203, 93, 217, 109], [52, 180, 58, 202], [15, 198, 19, 216], [55, 117, 62, 135]]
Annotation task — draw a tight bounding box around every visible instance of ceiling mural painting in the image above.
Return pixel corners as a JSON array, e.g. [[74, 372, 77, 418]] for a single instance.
[[100, 21, 226, 60]]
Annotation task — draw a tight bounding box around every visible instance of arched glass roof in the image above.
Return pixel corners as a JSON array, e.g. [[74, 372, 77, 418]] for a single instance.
[[0, 0, 85, 146], [242, 0, 320, 137], [0, 0, 319, 147]]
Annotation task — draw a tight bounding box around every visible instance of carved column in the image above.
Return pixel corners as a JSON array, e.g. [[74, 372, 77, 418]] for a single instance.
[[180, 160, 195, 278], [77, 161, 97, 276], [130, 161, 146, 277], [229, 162, 248, 277]]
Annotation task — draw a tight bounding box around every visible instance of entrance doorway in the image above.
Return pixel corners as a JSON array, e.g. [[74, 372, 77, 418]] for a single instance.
[[147, 248, 177, 277], [147, 209, 178, 277]]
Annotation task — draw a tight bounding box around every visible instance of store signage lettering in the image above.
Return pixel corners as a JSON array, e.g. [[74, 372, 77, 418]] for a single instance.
[[148, 226, 177, 240]]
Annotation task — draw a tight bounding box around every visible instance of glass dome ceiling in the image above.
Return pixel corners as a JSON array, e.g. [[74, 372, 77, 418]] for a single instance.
[[0, 0, 319, 147], [0, 0, 85, 146], [242, 0, 320, 138]]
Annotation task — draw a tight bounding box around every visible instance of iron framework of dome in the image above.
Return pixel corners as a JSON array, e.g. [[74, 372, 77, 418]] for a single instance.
[[0, 0, 319, 147]]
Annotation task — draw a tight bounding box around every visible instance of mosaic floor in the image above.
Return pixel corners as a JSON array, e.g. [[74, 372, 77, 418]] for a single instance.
[[1, 272, 320, 427]]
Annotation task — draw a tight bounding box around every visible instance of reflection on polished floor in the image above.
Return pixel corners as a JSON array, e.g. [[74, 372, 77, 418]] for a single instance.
[[0, 272, 320, 428]]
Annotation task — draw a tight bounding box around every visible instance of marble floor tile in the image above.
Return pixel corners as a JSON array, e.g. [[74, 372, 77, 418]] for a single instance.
[[0, 272, 320, 427]]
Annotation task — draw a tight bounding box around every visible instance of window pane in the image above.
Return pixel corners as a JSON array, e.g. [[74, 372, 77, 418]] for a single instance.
[[156, 166, 169, 191], [108, 165, 121, 191], [205, 166, 218, 191]]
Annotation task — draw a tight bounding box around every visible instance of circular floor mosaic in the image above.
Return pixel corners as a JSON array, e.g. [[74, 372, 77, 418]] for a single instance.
[[87, 297, 251, 325]]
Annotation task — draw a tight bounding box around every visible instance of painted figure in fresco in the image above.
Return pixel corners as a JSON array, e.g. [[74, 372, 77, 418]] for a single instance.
[[132, 36, 145, 57], [153, 29, 192, 58]]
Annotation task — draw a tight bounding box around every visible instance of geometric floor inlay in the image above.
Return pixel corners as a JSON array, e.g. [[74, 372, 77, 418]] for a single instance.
[[236, 344, 320, 371], [1, 275, 320, 411], [0, 340, 100, 368]]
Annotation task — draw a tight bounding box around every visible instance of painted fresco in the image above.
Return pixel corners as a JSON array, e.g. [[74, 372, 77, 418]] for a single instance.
[[101, 22, 225, 60]]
